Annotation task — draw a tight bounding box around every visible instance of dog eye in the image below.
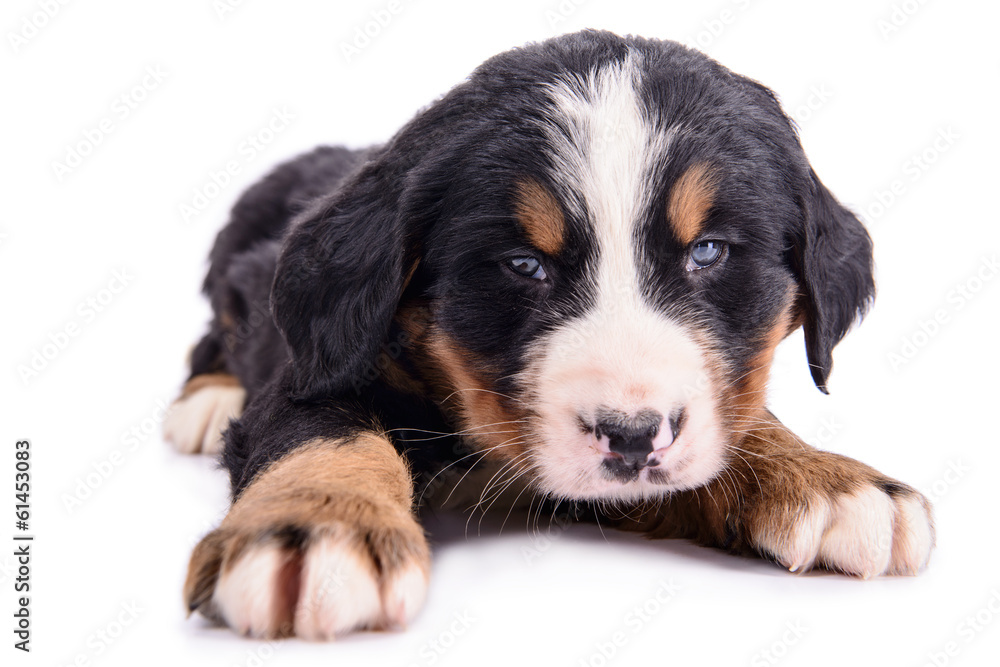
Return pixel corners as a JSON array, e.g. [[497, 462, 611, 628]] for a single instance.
[[688, 241, 725, 270], [508, 257, 547, 280]]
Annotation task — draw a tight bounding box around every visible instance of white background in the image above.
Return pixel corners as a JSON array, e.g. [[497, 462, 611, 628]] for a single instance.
[[3, 0, 999, 665]]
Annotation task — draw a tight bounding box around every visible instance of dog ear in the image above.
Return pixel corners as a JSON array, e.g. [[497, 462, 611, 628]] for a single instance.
[[795, 169, 875, 393], [270, 164, 420, 401]]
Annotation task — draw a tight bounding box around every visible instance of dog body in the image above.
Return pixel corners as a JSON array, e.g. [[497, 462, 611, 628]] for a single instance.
[[166, 31, 934, 639]]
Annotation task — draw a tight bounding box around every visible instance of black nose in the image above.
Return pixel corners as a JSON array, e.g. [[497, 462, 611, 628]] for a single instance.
[[596, 408, 663, 468]]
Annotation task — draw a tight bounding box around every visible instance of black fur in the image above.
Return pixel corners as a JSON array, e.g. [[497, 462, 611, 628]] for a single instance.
[[187, 30, 874, 498], [797, 169, 876, 392], [190, 145, 371, 395]]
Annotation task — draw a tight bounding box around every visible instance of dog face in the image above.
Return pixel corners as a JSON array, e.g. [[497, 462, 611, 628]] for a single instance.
[[271, 32, 874, 503]]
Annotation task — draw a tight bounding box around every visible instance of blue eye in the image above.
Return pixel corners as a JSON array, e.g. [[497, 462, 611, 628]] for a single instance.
[[508, 257, 547, 280], [689, 241, 725, 269]]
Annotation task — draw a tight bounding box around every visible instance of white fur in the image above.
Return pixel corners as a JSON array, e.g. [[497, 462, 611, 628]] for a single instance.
[[294, 533, 382, 640], [381, 561, 430, 629], [213, 541, 289, 637], [524, 53, 725, 501], [757, 486, 934, 578], [887, 494, 935, 575], [757, 496, 831, 574], [210, 530, 430, 639], [163, 385, 246, 455], [818, 487, 895, 578], [540, 53, 674, 228]]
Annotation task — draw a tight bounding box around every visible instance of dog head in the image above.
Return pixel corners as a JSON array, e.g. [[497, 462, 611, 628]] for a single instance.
[[271, 31, 874, 502]]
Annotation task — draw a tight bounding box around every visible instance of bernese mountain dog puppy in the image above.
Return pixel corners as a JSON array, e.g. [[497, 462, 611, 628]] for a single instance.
[[165, 30, 935, 639]]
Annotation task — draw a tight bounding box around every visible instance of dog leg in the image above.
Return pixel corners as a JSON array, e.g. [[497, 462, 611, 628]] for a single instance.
[[184, 433, 429, 639], [607, 411, 935, 577]]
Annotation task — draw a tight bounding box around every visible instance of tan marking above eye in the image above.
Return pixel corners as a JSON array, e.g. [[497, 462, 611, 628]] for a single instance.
[[513, 178, 566, 256], [667, 162, 719, 246]]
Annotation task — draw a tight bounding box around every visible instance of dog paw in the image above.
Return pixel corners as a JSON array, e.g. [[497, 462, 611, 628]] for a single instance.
[[163, 374, 246, 455], [184, 491, 430, 639], [751, 477, 935, 578]]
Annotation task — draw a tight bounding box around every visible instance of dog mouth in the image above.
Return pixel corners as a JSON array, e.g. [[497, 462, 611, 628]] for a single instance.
[[516, 310, 727, 500], [521, 399, 724, 501], [599, 455, 673, 485], [586, 407, 687, 485]]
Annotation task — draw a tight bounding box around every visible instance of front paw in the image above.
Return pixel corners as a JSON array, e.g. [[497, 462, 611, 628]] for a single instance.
[[747, 458, 935, 578], [184, 489, 430, 639]]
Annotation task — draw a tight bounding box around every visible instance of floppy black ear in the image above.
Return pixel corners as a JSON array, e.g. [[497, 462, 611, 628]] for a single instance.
[[796, 169, 875, 393], [270, 164, 417, 401]]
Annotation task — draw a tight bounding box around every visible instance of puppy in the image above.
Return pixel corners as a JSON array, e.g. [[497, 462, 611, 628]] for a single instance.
[[165, 30, 934, 639]]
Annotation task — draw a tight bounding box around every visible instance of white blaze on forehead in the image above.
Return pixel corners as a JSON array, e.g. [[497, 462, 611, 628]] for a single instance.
[[540, 52, 674, 304], [524, 54, 725, 501]]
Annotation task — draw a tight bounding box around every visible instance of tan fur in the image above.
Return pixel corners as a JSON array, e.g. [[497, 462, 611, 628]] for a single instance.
[[380, 357, 426, 396], [513, 178, 566, 256], [179, 372, 241, 399], [602, 411, 935, 577], [730, 296, 797, 429], [219, 309, 236, 329], [380, 302, 435, 396], [395, 301, 434, 344], [667, 162, 718, 245], [420, 326, 526, 460], [184, 434, 429, 636]]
